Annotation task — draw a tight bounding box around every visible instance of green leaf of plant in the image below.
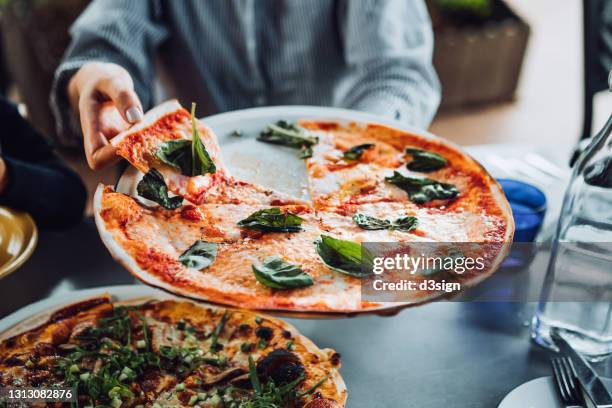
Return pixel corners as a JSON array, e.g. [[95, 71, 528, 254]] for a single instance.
[[190, 103, 216, 176], [156, 139, 193, 175], [136, 168, 183, 209], [178, 240, 218, 270], [252, 256, 314, 290], [352, 213, 392, 230], [391, 216, 419, 232], [405, 147, 448, 172], [315, 235, 373, 278], [257, 121, 318, 158], [343, 143, 375, 160], [237, 208, 303, 233], [385, 171, 459, 204], [352, 213, 419, 232]]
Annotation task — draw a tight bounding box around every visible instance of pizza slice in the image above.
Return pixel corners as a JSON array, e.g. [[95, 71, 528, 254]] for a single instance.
[[0, 296, 347, 407], [113, 100, 304, 206]]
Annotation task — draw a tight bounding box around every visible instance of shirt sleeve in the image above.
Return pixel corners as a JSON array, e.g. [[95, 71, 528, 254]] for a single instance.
[[50, 0, 168, 147], [337, 0, 441, 129]]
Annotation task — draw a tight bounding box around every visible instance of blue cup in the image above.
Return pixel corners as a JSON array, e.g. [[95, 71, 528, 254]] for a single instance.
[[497, 179, 547, 269], [497, 178, 547, 242]]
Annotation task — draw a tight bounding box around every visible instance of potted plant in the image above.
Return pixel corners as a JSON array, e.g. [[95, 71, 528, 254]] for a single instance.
[[427, 0, 530, 110]]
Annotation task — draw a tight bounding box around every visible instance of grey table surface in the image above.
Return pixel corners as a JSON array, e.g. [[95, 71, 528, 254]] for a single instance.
[[3, 219, 602, 408]]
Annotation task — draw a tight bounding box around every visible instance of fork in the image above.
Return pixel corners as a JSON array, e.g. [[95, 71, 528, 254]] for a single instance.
[[552, 356, 585, 408]]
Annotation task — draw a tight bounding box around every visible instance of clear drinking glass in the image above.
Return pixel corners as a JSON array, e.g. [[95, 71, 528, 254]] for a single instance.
[[531, 109, 612, 361]]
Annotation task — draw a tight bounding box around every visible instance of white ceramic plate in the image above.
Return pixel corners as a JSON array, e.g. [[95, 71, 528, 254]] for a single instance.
[[498, 376, 612, 408]]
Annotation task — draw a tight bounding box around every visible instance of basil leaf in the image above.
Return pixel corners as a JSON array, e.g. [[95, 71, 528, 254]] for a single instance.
[[257, 120, 318, 153], [385, 171, 459, 204], [352, 213, 391, 230], [156, 139, 193, 175], [237, 208, 303, 232], [136, 168, 183, 209], [352, 213, 418, 232], [343, 143, 375, 160], [392, 216, 419, 232], [299, 145, 313, 159], [252, 255, 314, 289], [179, 240, 218, 270], [405, 148, 447, 172], [315, 235, 372, 278], [190, 103, 216, 176]]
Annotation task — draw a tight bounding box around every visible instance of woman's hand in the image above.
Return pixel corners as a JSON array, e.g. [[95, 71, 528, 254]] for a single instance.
[[68, 62, 144, 170]]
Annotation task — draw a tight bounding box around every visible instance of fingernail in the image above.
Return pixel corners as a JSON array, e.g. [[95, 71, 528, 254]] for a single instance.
[[126, 106, 143, 123]]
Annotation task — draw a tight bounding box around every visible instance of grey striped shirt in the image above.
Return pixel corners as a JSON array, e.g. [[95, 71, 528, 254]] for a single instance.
[[51, 0, 440, 147]]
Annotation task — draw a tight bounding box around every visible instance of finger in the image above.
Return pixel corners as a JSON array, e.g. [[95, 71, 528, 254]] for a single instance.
[[96, 73, 143, 124], [79, 97, 118, 170]]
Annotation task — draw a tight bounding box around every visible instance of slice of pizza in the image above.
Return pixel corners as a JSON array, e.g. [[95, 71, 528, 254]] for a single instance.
[[0, 296, 347, 407], [113, 100, 303, 206]]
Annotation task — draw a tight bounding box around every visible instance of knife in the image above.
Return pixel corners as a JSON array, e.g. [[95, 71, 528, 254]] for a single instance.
[[551, 331, 612, 408]]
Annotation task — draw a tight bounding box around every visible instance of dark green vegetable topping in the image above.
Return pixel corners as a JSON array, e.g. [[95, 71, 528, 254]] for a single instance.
[[155, 103, 216, 176], [385, 171, 459, 204], [343, 143, 375, 160], [315, 235, 373, 278], [257, 120, 318, 159], [405, 147, 448, 172], [252, 256, 314, 290], [237, 208, 303, 233], [178, 240, 218, 270], [352, 213, 419, 232], [136, 168, 183, 209]]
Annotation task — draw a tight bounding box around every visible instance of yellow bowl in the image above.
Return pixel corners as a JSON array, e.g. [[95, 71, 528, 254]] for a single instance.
[[0, 207, 37, 279]]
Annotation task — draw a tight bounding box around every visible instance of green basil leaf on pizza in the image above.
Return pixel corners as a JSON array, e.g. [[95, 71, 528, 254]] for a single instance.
[[257, 120, 318, 155], [252, 256, 314, 289], [385, 171, 459, 204], [190, 103, 217, 175], [237, 208, 303, 232], [343, 143, 375, 161], [353, 213, 418, 232], [137, 168, 183, 209], [156, 139, 193, 175], [405, 147, 447, 172], [179, 240, 218, 270], [315, 235, 372, 278]]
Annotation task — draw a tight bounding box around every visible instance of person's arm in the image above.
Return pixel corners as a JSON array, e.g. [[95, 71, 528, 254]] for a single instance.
[[50, 0, 168, 165], [337, 0, 441, 129], [0, 100, 87, 229]]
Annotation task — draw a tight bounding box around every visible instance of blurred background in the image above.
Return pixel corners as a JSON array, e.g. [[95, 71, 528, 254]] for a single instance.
[[0, 0, 608, 209]]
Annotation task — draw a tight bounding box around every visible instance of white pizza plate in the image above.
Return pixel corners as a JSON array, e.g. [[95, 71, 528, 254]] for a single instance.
[[117, 106, 450, 201], [498, 376, 612, 408], [0, 285, 168, 339]]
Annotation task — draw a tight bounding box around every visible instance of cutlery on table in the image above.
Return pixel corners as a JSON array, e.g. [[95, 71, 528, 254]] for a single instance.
[[552, 356, 586, 408], [551, 330, 612, 408]]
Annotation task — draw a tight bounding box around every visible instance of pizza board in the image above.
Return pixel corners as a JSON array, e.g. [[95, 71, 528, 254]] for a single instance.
[[112, 106, 511, 317]]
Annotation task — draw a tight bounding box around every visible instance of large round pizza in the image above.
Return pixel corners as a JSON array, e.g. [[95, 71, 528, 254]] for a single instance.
[[94, 100, 514, 313], [0, 295, 346, 407]]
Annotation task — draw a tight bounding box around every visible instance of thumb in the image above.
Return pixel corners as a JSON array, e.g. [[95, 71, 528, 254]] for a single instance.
[[97, 74, 143, 124]]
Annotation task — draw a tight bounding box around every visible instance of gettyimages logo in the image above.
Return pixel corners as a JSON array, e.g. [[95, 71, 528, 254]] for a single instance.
[[360, 242, 507, 302]]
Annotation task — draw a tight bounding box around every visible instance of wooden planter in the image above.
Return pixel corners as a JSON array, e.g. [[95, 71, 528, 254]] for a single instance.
[[431, 1, 530, 110]]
